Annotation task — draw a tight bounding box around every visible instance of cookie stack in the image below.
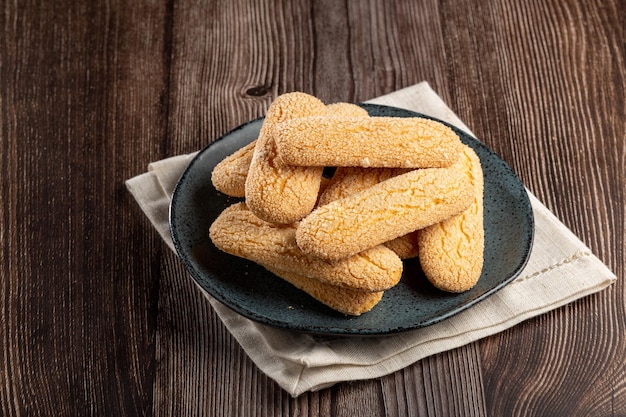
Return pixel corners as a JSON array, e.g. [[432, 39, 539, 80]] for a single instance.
[[209, 92, 484, 315]]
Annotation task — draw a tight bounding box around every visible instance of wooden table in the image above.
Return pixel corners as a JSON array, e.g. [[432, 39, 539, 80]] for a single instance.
[[1, 0, 624, 415]]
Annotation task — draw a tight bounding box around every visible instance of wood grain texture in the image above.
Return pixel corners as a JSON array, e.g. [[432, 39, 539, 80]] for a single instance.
[[0, 0, 168, 415], [380, 344, 486, 417], [1, 0, 624, 416]]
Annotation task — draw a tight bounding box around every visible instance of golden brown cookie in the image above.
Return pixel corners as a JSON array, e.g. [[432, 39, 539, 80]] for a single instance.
[[417, 145, 484, 292], [274, 116, 463, 168], [263, 265, 384, 316], [211, 141, 256, 197], [296, 157, 474, 261], [384, 232, 421, 260], [318, 167, 419, 259], [317, 167, 411, 207], [209, 203, 403, 292], [325, 102, 370, 118], [212, 101, 369, 200], [245, 92, 327, 224]]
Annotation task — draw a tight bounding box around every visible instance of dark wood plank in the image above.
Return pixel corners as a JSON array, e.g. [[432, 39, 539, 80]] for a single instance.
[[380, 344, 486, 417], [0, 0, 169, 415]]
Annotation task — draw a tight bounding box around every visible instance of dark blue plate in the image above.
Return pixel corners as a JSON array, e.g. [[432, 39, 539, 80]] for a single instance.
[[169, 104, 534, 336]]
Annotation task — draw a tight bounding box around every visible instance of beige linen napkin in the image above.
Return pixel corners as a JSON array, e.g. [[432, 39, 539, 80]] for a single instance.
[[126, 82, 616, 397]]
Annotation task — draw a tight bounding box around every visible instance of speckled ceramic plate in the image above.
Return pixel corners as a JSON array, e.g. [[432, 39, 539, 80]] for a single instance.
[[169, 104, 534, 336]]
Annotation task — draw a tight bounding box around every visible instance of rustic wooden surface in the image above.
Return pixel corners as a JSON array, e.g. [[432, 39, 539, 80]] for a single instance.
[[1, 0, 624, 415]]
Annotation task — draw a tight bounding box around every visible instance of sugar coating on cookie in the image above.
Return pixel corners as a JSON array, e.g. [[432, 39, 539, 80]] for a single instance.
[[384, 231, 421, 259], [318, 167, 419, 258], [274, 116, 463, 168], [209, 203, 403, 292], [245, 94, 372, 224], [211, 102, 368, 200], [318, 167, 411, 207], [245, 92, 327, 224], [296, 158, 474, 261], [211, 140, 256, 197], [325, 102, 370, 118], [417, 145, 484, 293]]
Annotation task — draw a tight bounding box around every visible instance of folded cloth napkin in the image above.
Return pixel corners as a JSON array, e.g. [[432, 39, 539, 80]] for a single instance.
[[126, 82, 616, 397]]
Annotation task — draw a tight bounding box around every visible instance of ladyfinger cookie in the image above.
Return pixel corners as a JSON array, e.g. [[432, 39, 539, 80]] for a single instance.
[[211, 101, 368, 200], [318, 167, 411, 207], [211, 141, 256, 197], [325, 102, 370, 118], [417, 145, 484, 292], [296, 158, 474, 261], [318, 166, 419, 259], [384, 232, 421, 260], [209, 203, 403, 292], [245, 92, 327, 224], [262, 265, 384, 316], [274, 116, 463, 168]]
